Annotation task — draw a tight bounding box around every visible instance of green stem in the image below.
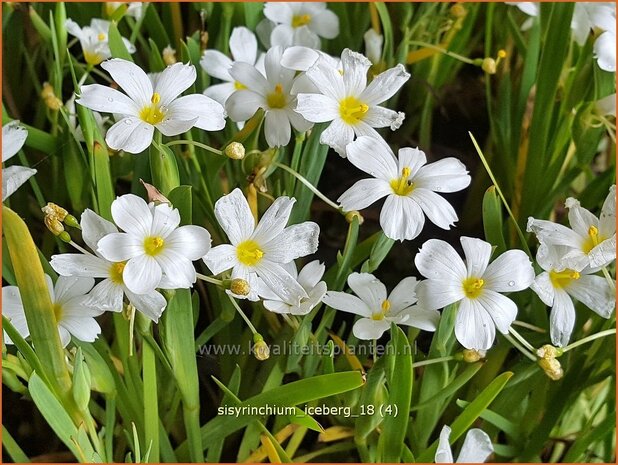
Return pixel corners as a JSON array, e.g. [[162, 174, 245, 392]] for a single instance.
[[503, 332, 537, 361], [196, 272, 223, 286], [562, 328, 616, 353], [508, 327, 536, 352], [166, 139, 223, 156], [142, 323, 160, 462], [412, 355, 455, 368], [227, 294, 258, 335], [601, 266, 615, 293], [273, 162, 342, 212], [512, 320, 546, 333], [407, 40, 476, 65]]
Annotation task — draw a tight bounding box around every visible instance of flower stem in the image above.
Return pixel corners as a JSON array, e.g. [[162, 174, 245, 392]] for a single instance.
[[196, 272, 223, 286], [407, 40, 476, 65], [508, 326, 536, 352], [227, 294, 258, 335], [562, 328, 616, 353], [69, 240, 92, 256], [273, 162, 342, 212], [503, 333, 537, 362], [166, 139, 223, 156], [412, 355, 456, 368], [512, 320, 546, 333], [601, 266, 615, 293]]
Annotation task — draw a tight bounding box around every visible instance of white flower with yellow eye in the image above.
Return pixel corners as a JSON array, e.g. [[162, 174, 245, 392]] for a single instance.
[[338, 136, 470, 241], [2, 121, 36, 201], [322, 272, 440, 340], [435, 425, 493, 463], [527, 185, 616, 271], [415, 237, 535, 351], [106, 2, 146, 21], [76, 58, 226, 154], [50, 209, 168, 322], [226, 46, 312, 147], [530, 244, 615, 347], [96, 194, 212, 295], [203, 188, 320, 305], [66, 18, 135, 66], [3, 275, 102, 348], [295, 49, 409, 156]]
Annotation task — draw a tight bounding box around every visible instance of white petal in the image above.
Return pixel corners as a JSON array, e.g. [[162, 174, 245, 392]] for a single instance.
[[589, 236, 616, 269], [353, 318, 390, 340], [263, 222, 319, 263], [322, 290, 372, 317], [2, 121, 28, 161], [50, 253, 110, 278], [293, 281, 327, 315], [565, 198, 599, 237], [105, 117, 154, 154], [338, 178, 391, 211], [415, 279, 464, 310], [295, 93, 339, 123], [364, 29, 383, 64], [456, 429, 493, 463], [435, 426, 454, 463], [526, 218, 583, 251], [310, 9, 339, 39], [306, 60, 345, 101], [414, 158, 471, 193], [252, 195, 295, 243], [348, 272, 387, 309], [476, 290, 518, 334], [255, 259, 308, 304], [412, 188, 459, 230], [363, 106, 405, 131], [81, 209, 118, 251], [594, 30, 616, 72], [599, 185, 616, 238], [263, 2, 293, 24], [200, 50, 233, 81], [567, 274, 615, 318], [2, 286, 29, 343], [60, 316, 101, 343], [415, 239, 467, 281], [87, 279, 124, 312], [54, 276, 95, 303], [270, 24, 295, 48], [229, 27, 258, 64], [204, 82, 236, 105], [264, 110, 292, 147], [123, 255, 162, 294], [155, 250, 196, 289], [214, 188, 255, 244], [65, 18, 84, 40], [203, 244, 238, 275], [153, 62, 197, 105], [380, 195, 425, 241], [229, 62, 270, 95], [2, 165, 37, 201], [229, 266, 261, 301], [395, 305, 440, 331], [101, 58, 153, 106], [263, 46, 296, 87], [388, 276, 419, 311], [149, 202, 181, 238], [297, 260, 325, 291], [345, 135, 398, 180], [550, 290, 576, 347], [341, 49, 370, 96], [530, 272, 555, 307], [226, 90, 264, 122], [125, 288, 168, 322], [455, 298, 496, 350], [154, 117, 197, 137], [263, 299, 292, 314], [281, 46, 320, 71], [483, 249, 535, 292], [166, 225, 211, 260], [58, 327, 72, 347], [286, 107, 313, 133], [77, 84, 138, 116], [359, 64, 410, 105], [97, 232, 143, 262], [461, 237, 492, 278], [167, 94, 226, 131], [111, 193, 153, 236]]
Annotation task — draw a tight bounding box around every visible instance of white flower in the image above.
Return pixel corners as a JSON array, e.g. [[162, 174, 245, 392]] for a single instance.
[[96, 194, 212, 294], [203, 188, 320, 305], [226, 46, 312, 147], [281, 46, 341, 72], [200, 27, 265, 105], [263, 2, 339, 49], [50, 209, 168, 322], [594, 26, 616, 72], [338, 136, 470, 241], [415, 237, 535, 350], [364, 29, 383, 65], [322, 272, 440, 340], [527, 185, 616, 271], [596, 93, 616, 116], [106, 2, 146, 20], [530, 244, 615, 347], [66, 18, 136, 66], [76, 58, 226, 154], [295, 49, 410, 156], [435, 425, 493, 463], [259, 260, 327, 315], [2, 121, 36, 201], [3, 275, 102, 348]]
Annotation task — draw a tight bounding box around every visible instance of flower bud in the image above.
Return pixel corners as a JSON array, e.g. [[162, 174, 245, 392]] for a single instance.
[[253, 333, 270, 361], [41, 82, 63, 111], [225, 142, 246, 160], [229, 278, 251, 296], [450, 3, 466, 18], [64, 214, 81, 229], [162, 46, 177, 65], [58, 231, 72, 243], [345, 210, 364, 225], [481, 58, 497, 74], [72, 349, 92, 411], [462, 348, 486, 363]]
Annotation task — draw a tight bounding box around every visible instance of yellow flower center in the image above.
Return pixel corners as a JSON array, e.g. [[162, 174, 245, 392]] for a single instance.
[[339, 96, 369, 125], [582, 225, 603, 254], [234, 81, 247, 90], [236, 240, 264, 266], [292, 14, 312, 28], [549, 269, 580, 289], [144, 236, 165, 256], [109, 262, 126, 284], [97, 32, 106, 41], [83, 50, 104, 66], [139, 93, 166, 125], [372, 299, 391, 320], [462, 277, 485, 299], [390, 167, 414, 196], [52, 303, 63, 322], [266, 83, 287, 109]]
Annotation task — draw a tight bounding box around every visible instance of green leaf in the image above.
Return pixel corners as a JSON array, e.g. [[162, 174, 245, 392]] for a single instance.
[[2, 426, 30, 463], [482, 186, 507, 254], [150, 143, 181, 196], [361, 232, 395, 273], [108, 21, 133, 61], [168, 185, 192, 224]]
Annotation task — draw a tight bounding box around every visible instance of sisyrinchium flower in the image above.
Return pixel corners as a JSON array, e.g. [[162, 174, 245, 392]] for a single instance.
[[50, 209, 168, 322], [259, 260, 327, 315], [322, 272, 440, 340], [435, 425, 493, 463], [200, 27, 265, 105], [415, 237, 535, 351], [96, 194, 212, 295], [77, 58, 226, 154], [364, 29, 383, 66], [226, 46, 312, 147], [527, 185, 616, 272], [3, 275, 103, 348], [203, 188, 320, 305], [66, 18, 135, 66], [530, 244, 615, 347], [2, 121, 36, 201], [262, 2, 339, 49], [338, 136, 471, 241], [295, 49, 410, 156]]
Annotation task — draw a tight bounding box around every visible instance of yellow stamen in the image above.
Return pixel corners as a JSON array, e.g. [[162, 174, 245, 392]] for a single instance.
[[266, 83, 286, 109], [144, 236, 165, 256], [292, 14, 312, 28], [236, 240, 264, 266], [389, 167, 414, 196], [139, 93, 166, 125], [549, 269, 580, 289], [339, 96, 369, 125], [372, 299, 391, 320], [97, 32, 106, 41], [462, 277, 485, 299], [582, 225, 603, 253], [234, 81, 247, 90], [109, 262, 126, 284]]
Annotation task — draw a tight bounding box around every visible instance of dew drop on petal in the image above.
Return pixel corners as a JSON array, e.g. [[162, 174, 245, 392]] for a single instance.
[[124, 119, 133, 125], [508, 280, 515, 287], [107, 97, 114, 102]]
